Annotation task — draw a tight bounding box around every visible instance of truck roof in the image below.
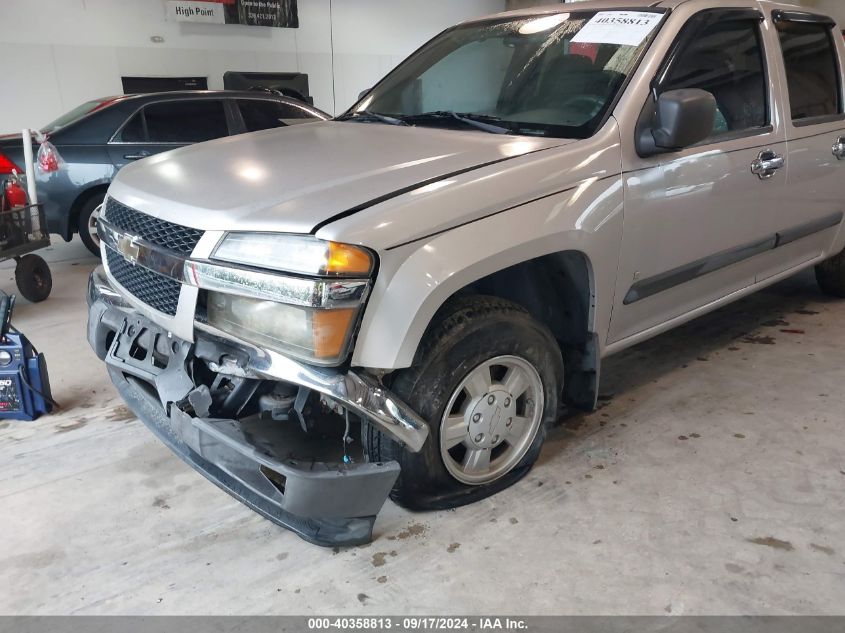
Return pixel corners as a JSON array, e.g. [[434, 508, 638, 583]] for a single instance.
[[477, 0, 680, 22], [475, 0, 837, 23]]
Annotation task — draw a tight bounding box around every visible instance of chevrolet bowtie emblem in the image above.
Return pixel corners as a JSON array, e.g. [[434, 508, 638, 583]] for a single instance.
[[118, 234, 141, 265]]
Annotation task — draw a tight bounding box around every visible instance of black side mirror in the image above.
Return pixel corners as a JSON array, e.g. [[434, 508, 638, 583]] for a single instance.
[[358, 89, 371, 101], [638, 89, 717, 156]]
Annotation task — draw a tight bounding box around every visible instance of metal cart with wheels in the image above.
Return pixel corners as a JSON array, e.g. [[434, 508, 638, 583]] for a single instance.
[[0, 200, 52, 303], [0, 129, 53, 303]]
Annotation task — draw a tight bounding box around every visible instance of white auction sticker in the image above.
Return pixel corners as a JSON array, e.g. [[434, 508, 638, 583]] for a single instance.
[[571, 11, 663, 47]]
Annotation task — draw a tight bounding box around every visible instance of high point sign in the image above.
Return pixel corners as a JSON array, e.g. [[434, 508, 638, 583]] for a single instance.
[[166, 0, 298, 28]]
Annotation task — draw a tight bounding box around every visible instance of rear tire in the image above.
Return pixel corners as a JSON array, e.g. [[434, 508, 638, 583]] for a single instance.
[[77, 192, 106, 257], [15, 254, 52, 303], [816, 249, 845, 298], [364, 296, 563, 511]]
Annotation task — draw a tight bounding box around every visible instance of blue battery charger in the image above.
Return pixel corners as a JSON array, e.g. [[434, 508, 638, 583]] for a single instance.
[[0, 292, 54, 421]]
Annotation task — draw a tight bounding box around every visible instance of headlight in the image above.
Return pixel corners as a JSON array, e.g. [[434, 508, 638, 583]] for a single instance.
[[213, 233, 374, 277], [207, 292, 359, 365], [207, 233, 374, 365]]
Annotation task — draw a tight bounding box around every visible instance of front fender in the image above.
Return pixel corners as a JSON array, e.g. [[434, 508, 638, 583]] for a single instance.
[[350, 176, 624, 369]]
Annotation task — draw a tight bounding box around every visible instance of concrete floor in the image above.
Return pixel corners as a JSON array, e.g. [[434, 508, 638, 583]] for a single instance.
[[1, 239, 844, 615]]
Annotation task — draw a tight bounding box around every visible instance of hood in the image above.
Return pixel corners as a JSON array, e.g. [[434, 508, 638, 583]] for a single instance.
[[107, 121, 571, 235]]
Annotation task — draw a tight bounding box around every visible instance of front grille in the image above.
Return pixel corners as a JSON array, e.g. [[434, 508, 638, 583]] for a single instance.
[[103, 197, 203, 255], [106, 246, 181, 316], [103, 198, 204, 315]]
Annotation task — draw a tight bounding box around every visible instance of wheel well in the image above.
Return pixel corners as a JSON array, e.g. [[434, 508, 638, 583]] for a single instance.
[[442, 251, 599, 411], [69, 185, 108, 237]]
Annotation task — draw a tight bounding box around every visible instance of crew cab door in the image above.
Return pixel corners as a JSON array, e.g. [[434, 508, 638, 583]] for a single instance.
[[608, 7, 787, 343], [107, 99, 231, 169], [753, 10, 845, 278]]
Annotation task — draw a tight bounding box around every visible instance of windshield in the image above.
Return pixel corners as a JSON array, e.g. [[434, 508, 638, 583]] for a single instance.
[[343, 10, 665, 139], [41, 97, 122, 134]]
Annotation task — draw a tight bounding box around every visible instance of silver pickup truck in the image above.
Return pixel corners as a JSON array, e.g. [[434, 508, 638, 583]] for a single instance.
[[87, 0, 845, 546]]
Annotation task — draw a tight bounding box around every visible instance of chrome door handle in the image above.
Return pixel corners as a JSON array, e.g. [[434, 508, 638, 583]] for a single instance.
[[751, 150, 784, 180], [833, 136, 845, 160], [123, 151, 150, 160]]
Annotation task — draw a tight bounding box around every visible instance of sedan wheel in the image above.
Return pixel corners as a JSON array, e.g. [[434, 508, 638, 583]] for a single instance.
[[77, 193, 106, 256], [87, 204, 102, 248]]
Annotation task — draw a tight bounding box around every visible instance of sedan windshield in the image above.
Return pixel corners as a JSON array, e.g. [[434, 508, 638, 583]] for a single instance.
[[342, 10, 665, 139]]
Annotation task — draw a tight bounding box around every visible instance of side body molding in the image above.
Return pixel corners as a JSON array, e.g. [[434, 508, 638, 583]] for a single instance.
[[624, 212, 845, 305]]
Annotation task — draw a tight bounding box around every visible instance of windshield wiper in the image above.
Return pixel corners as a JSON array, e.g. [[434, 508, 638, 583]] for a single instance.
[[401, 111, 512, 134], [337, 110, 410, 126]]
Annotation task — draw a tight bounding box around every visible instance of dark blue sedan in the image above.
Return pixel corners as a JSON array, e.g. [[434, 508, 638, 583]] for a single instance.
[[0, 91, 328, 254]]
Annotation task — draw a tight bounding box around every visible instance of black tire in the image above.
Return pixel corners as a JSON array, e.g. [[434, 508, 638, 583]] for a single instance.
[[77, 192, 106, 256], [816, 249, 845, 298], [15, 254, 52, 303], [364, 295, 563, 511]]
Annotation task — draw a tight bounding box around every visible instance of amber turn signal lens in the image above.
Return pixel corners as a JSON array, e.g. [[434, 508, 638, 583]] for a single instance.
[[312, 308, 357, 359], [326, 242, 373, 276]]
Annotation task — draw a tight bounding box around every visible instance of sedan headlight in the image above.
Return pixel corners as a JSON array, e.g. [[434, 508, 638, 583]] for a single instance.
[[207, 233, 374, 365]]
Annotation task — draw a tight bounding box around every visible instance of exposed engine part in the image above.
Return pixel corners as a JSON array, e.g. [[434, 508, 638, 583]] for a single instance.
[[187, 385, 212, 418], [320, 394, 346, 416], [257, 383, 315, 434], [203, 372, 261, 418], [258, 382, 297, 421], [293, 386, 311, 433], [342, 410, 353, 464], [195, 336, 251, 377], [319, 394, 354, 461]]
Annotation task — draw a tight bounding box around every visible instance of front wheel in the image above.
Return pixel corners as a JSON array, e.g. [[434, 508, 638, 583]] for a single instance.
[[364, 296, 563, 511], [77, 193, 106, 257]]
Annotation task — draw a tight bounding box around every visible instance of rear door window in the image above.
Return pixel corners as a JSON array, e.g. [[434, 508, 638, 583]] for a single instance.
[[117, 111, 145, 142], [238, 100, 320, 132], [143, 100, 229, 143], [776, 21, 842, 122]]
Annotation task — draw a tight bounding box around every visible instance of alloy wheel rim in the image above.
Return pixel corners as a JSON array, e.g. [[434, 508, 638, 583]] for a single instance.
[[88, 204, 102, 248], [439, 355, 544, 485]]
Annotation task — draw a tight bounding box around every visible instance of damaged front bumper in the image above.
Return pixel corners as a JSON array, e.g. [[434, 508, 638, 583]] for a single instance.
[[87, 266, 429, 546]]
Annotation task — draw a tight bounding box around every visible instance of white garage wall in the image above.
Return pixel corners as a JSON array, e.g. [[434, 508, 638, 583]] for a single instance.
[[0, 0, 505, 132]]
